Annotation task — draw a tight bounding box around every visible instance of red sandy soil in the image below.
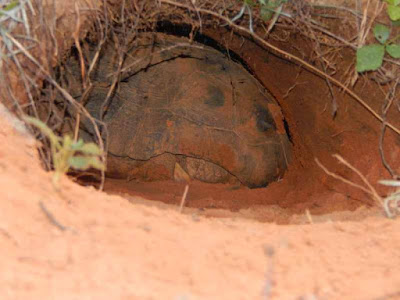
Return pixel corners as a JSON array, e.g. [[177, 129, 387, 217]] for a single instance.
[[1, 105, 400, 300]]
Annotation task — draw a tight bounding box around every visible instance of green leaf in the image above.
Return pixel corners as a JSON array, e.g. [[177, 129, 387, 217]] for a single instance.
[[23, 116, 61, 148], [23, 116, 53, 137], [68, 156, 105, 171], [244, 0, 256, 6], [62, 135, 73, 149], [78, 142, 103, 155], [87, 157, 105, 171], [385, 0, 400, 5], [68, 156, 91, 170], [373, 24, 390, 44], [261, 6, 274, 21], [386, 44, 400, 58], [260, 0, 284, 21], [388, 4, 400, 21], [356, 44, 385, 72], [3, 0, 19, 10], [0, 0, 19, 16], [71, 139, 84, 151]]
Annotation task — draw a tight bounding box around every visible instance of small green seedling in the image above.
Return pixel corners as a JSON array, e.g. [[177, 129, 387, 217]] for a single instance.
[[258, 0, 287, 21], [357, 0, 400, 72], [0, 0, 20, 17], [24, 116, 105, 185], [386, 0, 400, 22], [232, 0, 287, 33]]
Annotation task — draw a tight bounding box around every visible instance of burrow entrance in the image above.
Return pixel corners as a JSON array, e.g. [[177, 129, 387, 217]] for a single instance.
[[23, 4, 395, 224]]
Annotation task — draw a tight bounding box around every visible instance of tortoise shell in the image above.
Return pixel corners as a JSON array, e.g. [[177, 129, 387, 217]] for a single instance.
[[67, 33, 291, 188]]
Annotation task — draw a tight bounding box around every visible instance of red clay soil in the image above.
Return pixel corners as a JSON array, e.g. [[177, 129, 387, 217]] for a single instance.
[[1, 104, 400, 300], [96, 25, 398, 223]]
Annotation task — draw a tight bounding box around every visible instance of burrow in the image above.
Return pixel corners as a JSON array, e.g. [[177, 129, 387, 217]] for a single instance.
[[10, 2, 398, 223]]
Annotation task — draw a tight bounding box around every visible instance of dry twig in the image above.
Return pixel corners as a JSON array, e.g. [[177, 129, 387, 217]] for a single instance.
[[179, 184, 190, 213], [314, 155, 400, 218], [39, 201, 67, 231]]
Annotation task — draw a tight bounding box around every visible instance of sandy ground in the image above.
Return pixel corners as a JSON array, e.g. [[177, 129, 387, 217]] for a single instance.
[[1, 105, 400, 300]]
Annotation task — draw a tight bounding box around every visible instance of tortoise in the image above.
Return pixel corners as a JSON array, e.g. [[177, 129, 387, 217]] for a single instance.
[[66, 33, 291, 188]]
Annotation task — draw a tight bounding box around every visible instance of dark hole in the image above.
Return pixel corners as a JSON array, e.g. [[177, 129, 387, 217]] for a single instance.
[[283, 118, 293, 144], [155, 20, 254, 75]]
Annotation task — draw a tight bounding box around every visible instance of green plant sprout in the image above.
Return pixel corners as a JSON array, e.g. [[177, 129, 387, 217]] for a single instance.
[[356, 0, 400, 72], [0, 0, 20, 17], [232, 0, 288, 33], [386, 0, 400, 21], [24, 116, 105, 185], [258, 0, 288, 22], [232, 1, 255, 32]]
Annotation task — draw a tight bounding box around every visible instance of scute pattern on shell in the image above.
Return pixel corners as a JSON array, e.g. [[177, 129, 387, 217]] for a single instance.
[[66, 33, 291, 188]]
